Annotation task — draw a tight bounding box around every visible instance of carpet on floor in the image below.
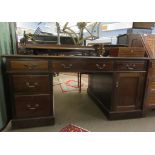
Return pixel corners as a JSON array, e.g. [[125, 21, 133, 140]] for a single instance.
[[53, 73, 88, 93], [60, 79, 88, 92], [60, 124, 89, 132]]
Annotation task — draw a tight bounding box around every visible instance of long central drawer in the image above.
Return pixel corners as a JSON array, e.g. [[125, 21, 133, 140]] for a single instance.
[[85, 60, 113, 71], [51, 60, 113, 72], [12, 75, 50, 93]]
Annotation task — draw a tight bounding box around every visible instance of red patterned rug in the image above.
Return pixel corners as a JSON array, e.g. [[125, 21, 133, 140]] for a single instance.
[[60, 124, 89, 132], [60, 79, 87, 93]]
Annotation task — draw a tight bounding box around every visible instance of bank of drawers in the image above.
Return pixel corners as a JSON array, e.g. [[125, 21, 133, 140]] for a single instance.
[[12, 74, 52, 118], [7, 59, 147, 73], [13, 74, 51, 117], [6, 59, 53, 119]]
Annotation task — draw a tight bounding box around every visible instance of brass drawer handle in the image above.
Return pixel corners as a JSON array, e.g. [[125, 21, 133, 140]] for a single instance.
[[131, 49, 134, 53], [96, 64, 106, 70], [61, 64, 72, 69], [116, 81, 119, 88], [27, 104, 39, 110], [24, 64, 37, 70], [26, 82, 38, 88], [126, 64, 136, 70]]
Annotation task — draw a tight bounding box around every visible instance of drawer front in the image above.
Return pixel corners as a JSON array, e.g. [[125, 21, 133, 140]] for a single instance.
[[85, 61, 113, 71], [114, 61, 146, 71], [8, 60, 48, 72], [15, 95, 53, 118], [12, 75, 50, 93], [51, 61, 85, 72], [147, 93, 155, 106]]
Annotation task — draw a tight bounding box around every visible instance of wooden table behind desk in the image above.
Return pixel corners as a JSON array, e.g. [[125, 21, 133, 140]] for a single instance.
[[21, 44, 97, 56]]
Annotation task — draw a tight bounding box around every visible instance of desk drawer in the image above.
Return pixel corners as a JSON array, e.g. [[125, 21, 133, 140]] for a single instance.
[[8, 60, 48, 72], [114, 61, 146, 71], [51, 61, 85, 72], [15, 94, 52, 118], [85, 61, 113, 71], [12, 75, 50, 93]]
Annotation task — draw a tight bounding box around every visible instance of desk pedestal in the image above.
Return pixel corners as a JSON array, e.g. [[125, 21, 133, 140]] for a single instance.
[[87, 73, 145, 120]]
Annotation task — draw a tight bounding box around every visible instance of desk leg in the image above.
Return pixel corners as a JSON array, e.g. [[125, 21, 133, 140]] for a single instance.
[[79, 73, 82, 93], [77, 72, 82, 93], [77, 72, 79, 87]]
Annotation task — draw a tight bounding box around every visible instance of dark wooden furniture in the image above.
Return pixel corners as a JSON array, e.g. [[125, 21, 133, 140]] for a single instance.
[[2, 54, 149, 128], [87, 58, 148, 120], [116, 34, 155, 112], [18, 44, 97, 56], [4, 57, 54, 128], [104, 47, 146, 57], [19, 44, 99, 92], [21, 35, 77, 45], [132, 22, 155, 29], [117, 34, 144, 47], [141, 35, 155, 110]]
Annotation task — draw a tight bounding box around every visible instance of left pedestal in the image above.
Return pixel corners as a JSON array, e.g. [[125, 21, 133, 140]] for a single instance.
[[4, 57, 55, 129]]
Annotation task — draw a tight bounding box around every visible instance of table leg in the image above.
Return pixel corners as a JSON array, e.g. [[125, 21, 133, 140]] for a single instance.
[[79, 73, 81, 93], [77, 72, 81, 92]]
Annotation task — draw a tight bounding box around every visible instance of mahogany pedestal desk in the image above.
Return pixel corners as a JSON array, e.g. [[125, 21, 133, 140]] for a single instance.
[[2, 55, 149, 128]]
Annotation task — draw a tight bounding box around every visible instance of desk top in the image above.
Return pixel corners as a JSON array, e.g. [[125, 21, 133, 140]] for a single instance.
[[2, 55, 149, 60]]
